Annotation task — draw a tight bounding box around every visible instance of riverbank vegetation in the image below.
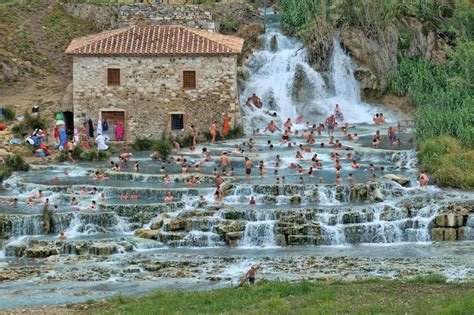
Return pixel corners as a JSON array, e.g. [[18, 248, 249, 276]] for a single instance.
[[0, 154, 29, 182], [84, 278, 473, 314], [280, 0, 473, 188]]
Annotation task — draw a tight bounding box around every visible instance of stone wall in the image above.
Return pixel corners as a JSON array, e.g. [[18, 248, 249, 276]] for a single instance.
[[72, 55, 241, 142], [61, 2, 216, 31], [61, 2, 120, 30], [431, 202, 474, 241], [118, 4, 215, 30]]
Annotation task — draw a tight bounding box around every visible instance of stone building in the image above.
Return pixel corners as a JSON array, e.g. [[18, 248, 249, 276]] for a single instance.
[[66, 23, 243, 142]]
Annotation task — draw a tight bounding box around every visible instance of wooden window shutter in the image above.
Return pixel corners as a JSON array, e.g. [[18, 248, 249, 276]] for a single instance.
[[183, 71, 196, 89], [107, 68, 120, 86]]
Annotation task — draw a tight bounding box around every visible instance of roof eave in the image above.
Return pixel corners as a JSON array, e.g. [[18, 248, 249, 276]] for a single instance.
[[67, 52, 242, 57]]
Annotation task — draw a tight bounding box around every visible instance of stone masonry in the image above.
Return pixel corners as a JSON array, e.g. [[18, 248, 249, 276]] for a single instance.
[[72, 55, 240, 142]]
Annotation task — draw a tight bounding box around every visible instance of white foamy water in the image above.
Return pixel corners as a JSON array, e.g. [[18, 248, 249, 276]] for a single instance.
[[240, 25, 389, 132]]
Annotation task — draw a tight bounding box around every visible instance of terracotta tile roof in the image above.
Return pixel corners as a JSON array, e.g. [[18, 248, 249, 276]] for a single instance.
[[66, 24, 244, 56]]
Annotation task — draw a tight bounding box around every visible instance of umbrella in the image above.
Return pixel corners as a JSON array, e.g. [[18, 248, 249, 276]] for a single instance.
[[97, 112, 103, 135], [55, 120, 65, 126]]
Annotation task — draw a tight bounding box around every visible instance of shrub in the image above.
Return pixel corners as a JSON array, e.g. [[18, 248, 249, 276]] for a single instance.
[[132, 138, 154, 151], [219, 16, 239, 34], [71, 145, 84, 160], [2, 106, 15, 121], [418, 136, 474, 189], [83, 149, 109, 161], [24, 113, 48, 131], [175, 134, 194, 148], [0, 165, 12, 183], [11, 124, 27, 136], [151, 138, 172, 160], [223, 125, 245, 140], [5, 154, 29, 171]]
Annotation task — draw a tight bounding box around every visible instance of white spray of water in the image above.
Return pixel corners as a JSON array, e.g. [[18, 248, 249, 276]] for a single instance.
[[241, 26, 383, 132]]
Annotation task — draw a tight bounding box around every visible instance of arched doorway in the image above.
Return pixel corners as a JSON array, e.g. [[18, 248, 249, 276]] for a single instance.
[[63, 111, 74, 136]]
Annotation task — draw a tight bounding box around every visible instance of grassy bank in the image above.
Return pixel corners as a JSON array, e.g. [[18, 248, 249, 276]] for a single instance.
[[85, 279, 474, 314]]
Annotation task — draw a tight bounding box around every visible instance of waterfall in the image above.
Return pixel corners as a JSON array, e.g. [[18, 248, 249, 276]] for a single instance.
[[9, 215, 43, 237], [330, 36, 360, 103], [240, 24, 383, 132], [239, 220, 277, 248]]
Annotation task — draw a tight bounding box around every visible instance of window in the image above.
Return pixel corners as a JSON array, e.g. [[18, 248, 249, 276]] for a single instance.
[[183, 71, 196, 89], [171, 113, 184, 130], [107, 68, 120, 86]]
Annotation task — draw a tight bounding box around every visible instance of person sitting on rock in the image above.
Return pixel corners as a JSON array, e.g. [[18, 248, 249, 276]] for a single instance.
[[251, 93, 263, 108]]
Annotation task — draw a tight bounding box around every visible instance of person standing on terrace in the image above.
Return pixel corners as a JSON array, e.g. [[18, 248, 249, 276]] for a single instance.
[[209, 121, 218, 144]]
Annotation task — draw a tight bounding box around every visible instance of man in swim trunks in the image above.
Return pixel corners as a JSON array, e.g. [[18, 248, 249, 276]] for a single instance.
[[264, 120, 281, 133], [246, 266, 257, 284], [219, 151, 231, 169], [325, 114, 336, 136], [245, 157, 253, 183]]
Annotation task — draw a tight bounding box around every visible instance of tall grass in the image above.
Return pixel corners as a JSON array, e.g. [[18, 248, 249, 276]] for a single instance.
[[389, 55, 473, 146], [418, 136, 474, 188]]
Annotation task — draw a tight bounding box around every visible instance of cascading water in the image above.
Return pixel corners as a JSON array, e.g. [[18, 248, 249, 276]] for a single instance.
[[239, 220, 277, 248], [240, 24, 383, 132]]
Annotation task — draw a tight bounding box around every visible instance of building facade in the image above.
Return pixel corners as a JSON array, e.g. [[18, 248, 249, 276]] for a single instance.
[[66, 24, 243, 142]]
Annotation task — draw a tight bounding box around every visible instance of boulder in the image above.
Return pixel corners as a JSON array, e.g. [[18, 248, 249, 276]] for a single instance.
[[291, 64, 315, 102], [382, 174, 410, 187], [287, 235, 314, 246], [158, 231, 185, 242], [216, 220, 246, 234], [225, 231, 244, 241], [443, 228, 457, 241], [134, 229, 159, 240], [340, 25, 399, 97], [431, 228, 443, 241], [26, 246, 58, 258], [371, 189, 384, 202], [435, 213, 464, 228], [290, 195, 301, 205], [89, 244, 116, 255], [167, 219, 186, 231], [150, 213, 172, 230]]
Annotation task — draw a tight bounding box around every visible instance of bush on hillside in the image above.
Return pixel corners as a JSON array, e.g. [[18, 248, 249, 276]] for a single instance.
[[418, 136, 474, 189], [0, 165, 12, 183], [5, 154, 29, 172], [0, 154, 29, 183], [2, 106, 15, 121]]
